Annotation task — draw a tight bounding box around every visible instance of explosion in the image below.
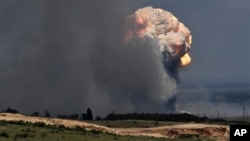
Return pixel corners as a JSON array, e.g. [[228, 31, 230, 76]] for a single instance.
[[0, 2, 193, 115], [122, 7, 192, 110], [124, 7, 192, 68]]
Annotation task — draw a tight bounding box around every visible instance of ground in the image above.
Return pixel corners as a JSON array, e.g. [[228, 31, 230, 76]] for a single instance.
[[0, 113, 229, 141]]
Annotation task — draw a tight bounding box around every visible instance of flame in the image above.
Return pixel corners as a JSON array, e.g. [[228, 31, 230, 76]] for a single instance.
[[188, 36, 192, 45], [135, 17, 147, 36], [124, 7, 193, 67], [123, 15, 148, 43], [180, 35, 192, 67], [180, 53, 191, 66]]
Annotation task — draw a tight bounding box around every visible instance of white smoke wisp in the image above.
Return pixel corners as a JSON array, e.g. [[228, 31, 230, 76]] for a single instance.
[[123, 7, 192, 103]]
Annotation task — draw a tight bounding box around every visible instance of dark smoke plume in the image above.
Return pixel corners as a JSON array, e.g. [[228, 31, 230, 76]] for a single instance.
[[0, 1, 191, 116]]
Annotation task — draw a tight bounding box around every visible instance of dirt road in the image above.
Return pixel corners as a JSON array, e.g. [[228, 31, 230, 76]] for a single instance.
[[0, 113, 229, 140]]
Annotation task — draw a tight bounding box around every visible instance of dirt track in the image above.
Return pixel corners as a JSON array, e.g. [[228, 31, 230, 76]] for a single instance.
[[0, 113, 229, 140]]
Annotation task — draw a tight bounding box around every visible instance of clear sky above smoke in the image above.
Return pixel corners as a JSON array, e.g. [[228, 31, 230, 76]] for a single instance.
[[0, 0, 249, 116]]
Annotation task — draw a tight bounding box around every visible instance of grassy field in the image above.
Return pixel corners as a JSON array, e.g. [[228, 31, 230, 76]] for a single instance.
[[0, 120, 219, 141]]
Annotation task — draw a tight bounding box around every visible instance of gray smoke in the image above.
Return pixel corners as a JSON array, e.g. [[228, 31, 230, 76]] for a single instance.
[[0, 1, 190, 116]]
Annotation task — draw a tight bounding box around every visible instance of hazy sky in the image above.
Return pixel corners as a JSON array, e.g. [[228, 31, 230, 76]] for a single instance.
[[0, 0, 249, 116]]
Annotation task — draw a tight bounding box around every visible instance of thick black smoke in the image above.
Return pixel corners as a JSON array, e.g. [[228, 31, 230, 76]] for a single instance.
[[0, 1, 181, 116]]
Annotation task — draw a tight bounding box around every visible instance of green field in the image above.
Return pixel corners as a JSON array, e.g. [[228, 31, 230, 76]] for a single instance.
[[0, 120, 219, 141]]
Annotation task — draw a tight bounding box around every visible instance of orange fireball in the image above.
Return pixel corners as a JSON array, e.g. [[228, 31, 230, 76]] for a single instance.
[[124, 7, 192, 67], [180, 53, 191, 67]]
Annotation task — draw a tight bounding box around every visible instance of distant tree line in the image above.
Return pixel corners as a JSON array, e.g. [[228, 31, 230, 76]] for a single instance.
[[57, 108, 93, 120], [2, 107, 224, 123], [1, 108, 19, 114], [0, 107, 93, 120], [105, 112, 209, 122]]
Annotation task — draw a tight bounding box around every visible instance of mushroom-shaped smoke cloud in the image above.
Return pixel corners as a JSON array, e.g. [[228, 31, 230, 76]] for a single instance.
[[123, 7, 192, 108]]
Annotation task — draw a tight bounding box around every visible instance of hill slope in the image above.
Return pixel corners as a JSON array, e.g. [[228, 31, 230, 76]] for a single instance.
[[0, 113, 229, 140]]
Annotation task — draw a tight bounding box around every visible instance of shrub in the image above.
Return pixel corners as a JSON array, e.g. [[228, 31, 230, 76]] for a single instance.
[[95, 116, 102, 120], [22, 128, 36, 133], [33, 122, 46, 127], [10, 120, 26, 125], [179, 134, 199, 138], [31, 111, 40, 117], [90, 129, 102, 135], [41, 132, 48, 138], [15, 133, 29, 138], [58, 125, 66, 129], [0, 120, 7, 126], [0, 131, 9, 138], [4, 108, 18, 113]]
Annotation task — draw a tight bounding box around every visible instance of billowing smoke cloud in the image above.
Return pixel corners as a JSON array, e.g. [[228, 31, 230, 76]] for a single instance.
[[0, 1, 191, 116], [123, 7, 192, 109], [124, 7, 192, 83]]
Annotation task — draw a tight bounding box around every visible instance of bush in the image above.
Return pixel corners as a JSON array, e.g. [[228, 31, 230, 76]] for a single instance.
[[0, 131, 9, 138], [31, 111, 40, 117], [4, 108, 18, 113], [0, 120, 7, 126], [179, 134, 199, 138], [41, 132, 48, 138], [95, 116, 102, 120], [10, 120, 26, 125], [51, 130, 59, 133], [90, 129, 102, 135], [21, 128, 35, 133], [15, 133, 29, 138], [33, 122, 46, 127], [58, 125, 66, 129]]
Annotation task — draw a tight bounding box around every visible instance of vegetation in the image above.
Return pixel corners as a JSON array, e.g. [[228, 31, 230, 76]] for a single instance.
[[0, 107, 242, 124], [105, 112, 209, 122], [1, 108, 18, 114], [88, 120, 184, 128], [45, 109, 50, 117], [0, 120, 218, 141], [0, 131, 9, 138], [86, 108, 93, 120], [31, 111, 40, 117], [0, 107, 234, 141], [57, 108, 93, 120]]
